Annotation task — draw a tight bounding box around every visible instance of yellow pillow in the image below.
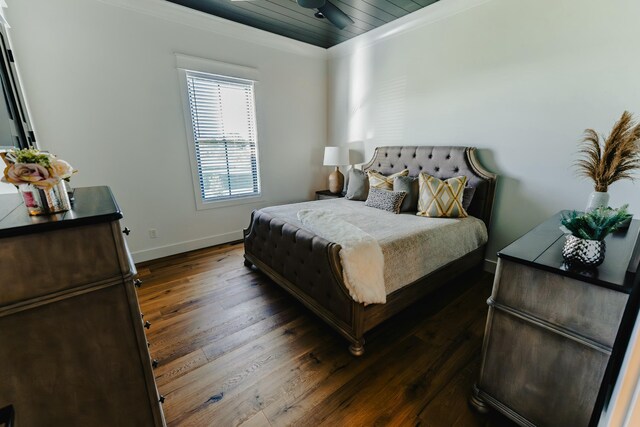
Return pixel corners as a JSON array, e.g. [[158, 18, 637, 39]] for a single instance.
[[417, 173, 468, 218], [367, 169, 409, 190]]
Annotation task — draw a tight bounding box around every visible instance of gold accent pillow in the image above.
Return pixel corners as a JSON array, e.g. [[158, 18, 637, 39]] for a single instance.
[[417, 173, 468, 218], [367, 169, 409, 190]]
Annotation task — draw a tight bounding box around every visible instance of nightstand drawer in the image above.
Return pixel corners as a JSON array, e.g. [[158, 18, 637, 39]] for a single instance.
[[494, 259, 627, 347]]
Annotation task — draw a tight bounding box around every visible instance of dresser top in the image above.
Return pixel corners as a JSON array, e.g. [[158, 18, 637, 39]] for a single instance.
[[0, 186, 123, 238], [498, 211, 640, 293]]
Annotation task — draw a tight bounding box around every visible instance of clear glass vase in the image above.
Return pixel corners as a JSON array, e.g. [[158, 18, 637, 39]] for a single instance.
[[18, 182, 71, 215]]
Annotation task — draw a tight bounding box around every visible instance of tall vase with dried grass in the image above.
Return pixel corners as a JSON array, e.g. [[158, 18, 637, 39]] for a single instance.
[[576, 111, 640, 211]]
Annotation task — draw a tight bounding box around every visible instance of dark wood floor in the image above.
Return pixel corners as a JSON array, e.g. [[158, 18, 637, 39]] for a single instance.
[[137, 243, 516, 427]]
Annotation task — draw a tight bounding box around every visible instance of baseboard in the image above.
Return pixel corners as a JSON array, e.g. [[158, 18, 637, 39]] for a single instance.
[[483, 258, 497, 274], [131, 229, 243, 263]]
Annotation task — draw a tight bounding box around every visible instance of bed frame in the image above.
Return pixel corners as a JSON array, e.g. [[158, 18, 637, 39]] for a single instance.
[[243, 146, 497, 355]]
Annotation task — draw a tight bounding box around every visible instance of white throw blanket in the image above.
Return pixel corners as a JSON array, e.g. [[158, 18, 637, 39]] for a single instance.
[[297, 209, 386, 305]]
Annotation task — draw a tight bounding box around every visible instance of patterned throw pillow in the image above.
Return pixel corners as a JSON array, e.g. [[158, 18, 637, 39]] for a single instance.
[[417, 173, 468, 218], [367, 169, 409, 190], [365, 188, 407, 214]]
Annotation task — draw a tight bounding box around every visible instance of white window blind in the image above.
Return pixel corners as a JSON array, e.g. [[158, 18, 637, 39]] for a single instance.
[[186, 71, 260, 202]]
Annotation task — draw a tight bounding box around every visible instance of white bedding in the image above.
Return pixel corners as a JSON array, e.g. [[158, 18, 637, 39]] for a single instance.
[[261, 198, 488, 296], [298, 209, 386, 305]]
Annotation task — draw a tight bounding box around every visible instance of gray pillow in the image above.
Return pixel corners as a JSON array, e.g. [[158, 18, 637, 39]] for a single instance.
[[345, 168, 369, 201], [364, 188, 407, 214], [463, 186, 476, 211], [393, 175, 419, 212]]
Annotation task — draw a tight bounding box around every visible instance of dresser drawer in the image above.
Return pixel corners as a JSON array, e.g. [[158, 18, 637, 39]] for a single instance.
[[0, 284, 158, 426], [493, 259, 627, 347], [0, 222, 127, 307], [478, 309, 609, 427]]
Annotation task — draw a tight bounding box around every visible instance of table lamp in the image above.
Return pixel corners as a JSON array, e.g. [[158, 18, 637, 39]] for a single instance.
[[323, 146, 349, 194]]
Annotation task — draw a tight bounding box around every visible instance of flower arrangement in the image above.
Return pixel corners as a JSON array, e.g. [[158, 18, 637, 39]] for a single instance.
[[1, 148, 76, 188], [561, 205, 630, 241], [576, 111, 640, 192]]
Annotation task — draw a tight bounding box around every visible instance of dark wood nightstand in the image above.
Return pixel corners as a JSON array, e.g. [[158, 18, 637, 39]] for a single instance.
[[315, 190, 345, 200]]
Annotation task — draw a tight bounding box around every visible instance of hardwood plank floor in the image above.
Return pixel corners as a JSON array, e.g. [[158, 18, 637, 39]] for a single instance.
[[137, 243, 516, 427]]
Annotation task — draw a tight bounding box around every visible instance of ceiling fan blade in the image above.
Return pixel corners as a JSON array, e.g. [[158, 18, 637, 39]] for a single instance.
[[297, 0, 326, 8], [317, 1, 354, 29]]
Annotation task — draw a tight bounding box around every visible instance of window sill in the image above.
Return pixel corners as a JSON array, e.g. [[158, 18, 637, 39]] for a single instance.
[[195, 194, 263, 211]]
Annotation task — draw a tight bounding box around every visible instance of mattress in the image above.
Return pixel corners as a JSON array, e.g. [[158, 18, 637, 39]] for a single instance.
[[260, 198, 488, 295]]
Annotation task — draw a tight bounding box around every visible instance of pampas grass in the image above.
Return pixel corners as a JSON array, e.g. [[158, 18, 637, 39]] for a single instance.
[[576, 111, 640, 192]]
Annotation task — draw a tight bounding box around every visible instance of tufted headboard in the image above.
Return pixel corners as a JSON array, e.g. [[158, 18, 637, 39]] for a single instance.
[[362, 146, 497, 229]]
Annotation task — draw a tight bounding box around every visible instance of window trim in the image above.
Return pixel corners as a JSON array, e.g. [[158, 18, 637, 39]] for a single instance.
[[177, 54, 262, 210]]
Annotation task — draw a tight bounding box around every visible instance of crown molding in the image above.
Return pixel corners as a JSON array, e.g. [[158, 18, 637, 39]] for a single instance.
[[97, 0, 327, 58], [327, 0, 493, 58]]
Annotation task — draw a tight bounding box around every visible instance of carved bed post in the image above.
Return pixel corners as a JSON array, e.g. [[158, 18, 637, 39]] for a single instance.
[[349, 302, 366, 356], [243, 212, 256, 269]]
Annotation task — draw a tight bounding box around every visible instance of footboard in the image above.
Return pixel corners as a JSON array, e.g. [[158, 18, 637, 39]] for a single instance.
[[243, 210, 365, 353]]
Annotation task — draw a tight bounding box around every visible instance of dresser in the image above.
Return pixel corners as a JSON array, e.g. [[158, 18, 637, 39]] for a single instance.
[[0, 186, 165, 426], [472, 212, 640, 427]]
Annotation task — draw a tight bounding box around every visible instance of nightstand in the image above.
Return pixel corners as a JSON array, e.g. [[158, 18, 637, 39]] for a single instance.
[[315, 190, 345, 200]]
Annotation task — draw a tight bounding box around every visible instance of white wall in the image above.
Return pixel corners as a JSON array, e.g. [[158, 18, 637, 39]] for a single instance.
[[5, 0, 327, 261], [327, 0, 640, 264]]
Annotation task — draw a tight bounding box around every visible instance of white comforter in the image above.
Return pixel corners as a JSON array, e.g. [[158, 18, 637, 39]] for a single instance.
[[261, 198, 488, 297], [298, 209, 386, 305]]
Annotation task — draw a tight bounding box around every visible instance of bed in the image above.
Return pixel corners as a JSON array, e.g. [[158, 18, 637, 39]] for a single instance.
[[243, 146, 497, 355]]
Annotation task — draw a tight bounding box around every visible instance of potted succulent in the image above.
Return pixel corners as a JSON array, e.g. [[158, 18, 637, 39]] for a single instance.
[[560, 205, 630, 267], [576, 111, 640, 211]]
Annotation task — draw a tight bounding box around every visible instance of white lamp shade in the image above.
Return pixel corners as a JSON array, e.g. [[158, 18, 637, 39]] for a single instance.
[[323, 146, 349, 166]]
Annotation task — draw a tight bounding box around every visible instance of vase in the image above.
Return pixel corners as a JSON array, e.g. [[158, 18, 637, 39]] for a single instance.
[[562, 235, 606, 267], [18, 181, 71, 216], [585, 191, 609, 212]]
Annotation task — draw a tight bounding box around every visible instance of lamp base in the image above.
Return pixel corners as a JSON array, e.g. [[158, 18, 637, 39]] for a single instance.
[[328, 167, 344, 194]]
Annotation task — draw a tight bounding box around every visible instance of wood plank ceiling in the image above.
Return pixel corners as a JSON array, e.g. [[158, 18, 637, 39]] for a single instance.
[[167, 0, 440, 48]]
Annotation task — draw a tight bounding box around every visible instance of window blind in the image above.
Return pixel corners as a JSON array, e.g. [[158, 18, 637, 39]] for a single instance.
[[186, 71, 260, 202]]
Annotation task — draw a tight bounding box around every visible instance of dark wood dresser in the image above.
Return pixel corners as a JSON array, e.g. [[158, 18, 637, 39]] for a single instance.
[[472, 211, 640, 427], [0, 186, 165, 426]]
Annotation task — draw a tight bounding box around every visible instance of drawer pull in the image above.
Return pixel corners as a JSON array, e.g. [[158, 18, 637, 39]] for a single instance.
[[122, 227, 131, 235], [140, 312, 144, 319], [159, 395, 165, 404], [147, 341, 150, 348], [152, 359, 159, 368], [144, 321, 151, 329], [134, 279, 142, 288]]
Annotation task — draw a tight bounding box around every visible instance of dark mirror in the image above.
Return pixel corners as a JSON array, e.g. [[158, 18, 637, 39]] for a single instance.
[[0, 23, 34, 151]]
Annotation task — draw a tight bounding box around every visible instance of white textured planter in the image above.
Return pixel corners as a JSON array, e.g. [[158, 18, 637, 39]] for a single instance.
[[585, 191, 610, 212]]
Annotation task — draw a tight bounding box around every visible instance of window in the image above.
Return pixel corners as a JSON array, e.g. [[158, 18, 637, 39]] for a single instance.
[[184, 70, 260, 204]]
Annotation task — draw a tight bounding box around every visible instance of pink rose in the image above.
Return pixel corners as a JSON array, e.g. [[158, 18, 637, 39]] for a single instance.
[[3, 163, 60, 188]]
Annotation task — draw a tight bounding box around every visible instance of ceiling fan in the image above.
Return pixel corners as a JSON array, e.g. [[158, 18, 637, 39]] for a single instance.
[[232, 0, 355, 30]]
